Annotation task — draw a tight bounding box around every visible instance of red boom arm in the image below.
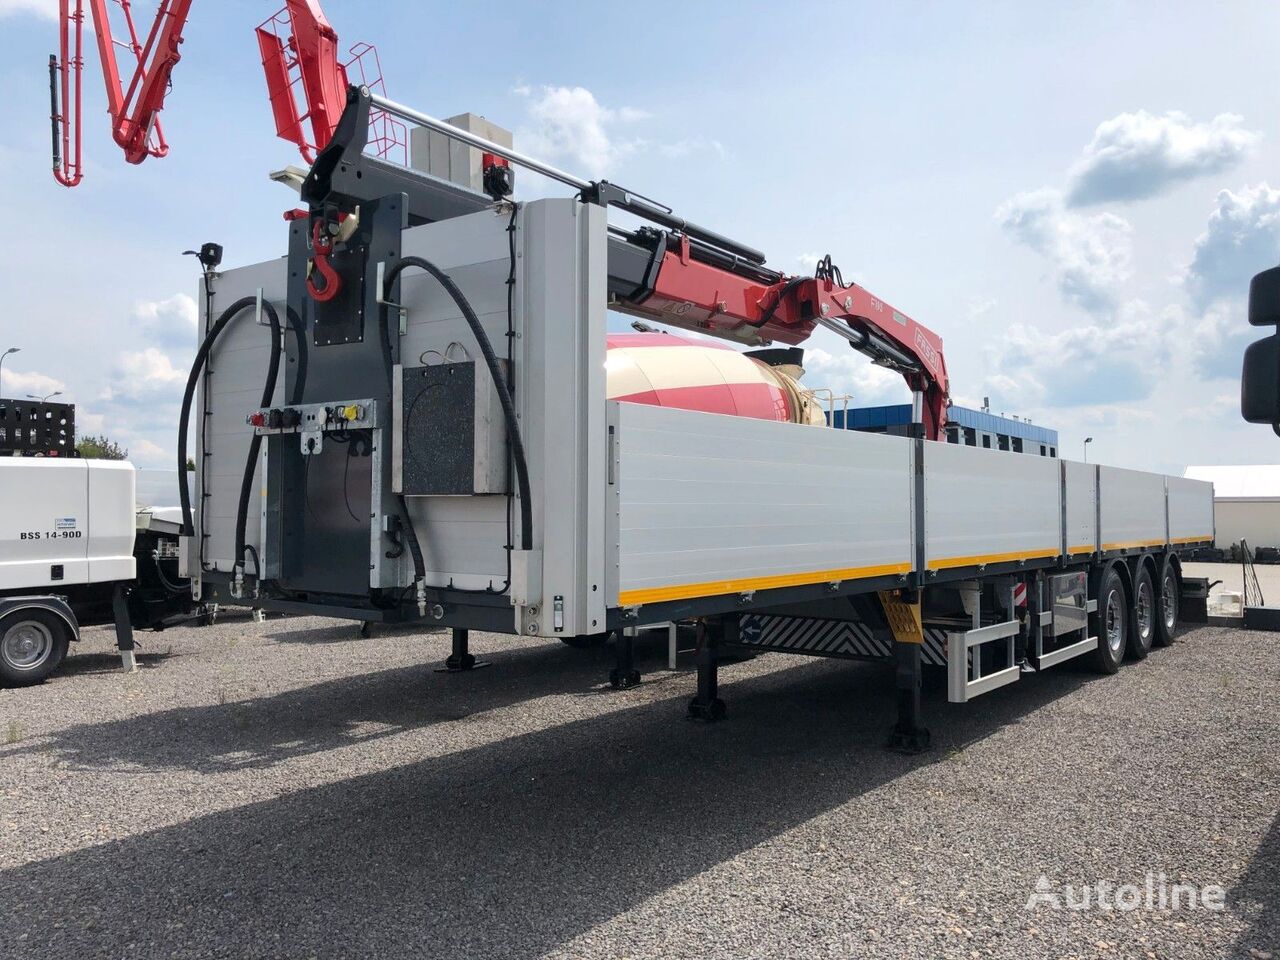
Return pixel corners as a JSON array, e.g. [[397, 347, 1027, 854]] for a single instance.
[[622, 238, 951, 438], [50, 0, 398, 187]]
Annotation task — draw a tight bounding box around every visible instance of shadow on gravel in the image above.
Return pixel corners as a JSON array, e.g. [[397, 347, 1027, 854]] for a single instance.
[[0, 652, 1101, 959], [1230, 809, 1279, 959], [59, 648, 177, 676], [3, 631, 675, 773], [262, 620, 449, 645]]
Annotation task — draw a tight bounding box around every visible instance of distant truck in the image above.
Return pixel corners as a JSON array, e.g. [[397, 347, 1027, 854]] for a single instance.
[[0, 457, 189, 686]]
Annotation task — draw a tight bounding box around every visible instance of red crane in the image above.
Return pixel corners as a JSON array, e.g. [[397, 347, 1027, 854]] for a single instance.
[[49, 0, 403, 187]]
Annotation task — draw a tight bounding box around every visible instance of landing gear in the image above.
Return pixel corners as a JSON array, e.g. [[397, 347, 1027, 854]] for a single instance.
[[886, 640, 930, 753], [609, 629, 641, 689], [687, 620, 726, 722], [436, 628, 491, 673], [112, 583, 137, 674]]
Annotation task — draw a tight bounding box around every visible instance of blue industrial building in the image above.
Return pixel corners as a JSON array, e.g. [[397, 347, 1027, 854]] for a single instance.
[[830, 404, 1058, 457]]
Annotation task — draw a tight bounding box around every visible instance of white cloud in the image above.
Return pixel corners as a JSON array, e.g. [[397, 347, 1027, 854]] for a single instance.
[[0, 0, 57, 19], [133, 293, 198, 349], [1185, 182, 1280, 309], [1066, 111, 1260, 207], [984, 300, 1176, 408], [996, 188, 1133, 314], [800, 341, 911, 407], [101, 348, 186, 403], [514, 85, 647, 179], [0, 367, 65, 399]]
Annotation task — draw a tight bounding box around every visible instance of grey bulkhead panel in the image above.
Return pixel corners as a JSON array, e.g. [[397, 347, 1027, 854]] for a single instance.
[[398, 198, 608, 637], [1098, 464, 1168, 549], [193, 258, 287, 579], [1166, 476, 1215, 544], [396, 207, 514, 590], [922, 441, 1061, 571], [611, 404, 914, 607], [1062, 459, 1099, 556]]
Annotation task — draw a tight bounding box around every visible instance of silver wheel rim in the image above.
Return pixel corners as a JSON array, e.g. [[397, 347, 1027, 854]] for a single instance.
[[1105, 589, 1124, 654], [2, 620, 53, 671], [1162, 574, 1177, 631], [1137, 581, 1154, 641]]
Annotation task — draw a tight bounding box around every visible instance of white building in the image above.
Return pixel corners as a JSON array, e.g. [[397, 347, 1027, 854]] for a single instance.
[[1184, 465, 1280, 550]]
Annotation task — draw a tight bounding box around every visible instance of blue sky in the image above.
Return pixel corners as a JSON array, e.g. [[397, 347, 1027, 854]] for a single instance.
[[1, 0, 1278, 472]]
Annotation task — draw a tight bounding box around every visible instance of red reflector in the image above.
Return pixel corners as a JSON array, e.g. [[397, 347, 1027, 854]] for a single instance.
[[249, 413, 265, 427]]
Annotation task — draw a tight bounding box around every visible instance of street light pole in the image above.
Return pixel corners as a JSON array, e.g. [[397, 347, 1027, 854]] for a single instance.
[[0, 346, 18, 395], [27, 391, 63, 403], [1083, 437, 1093, 463]]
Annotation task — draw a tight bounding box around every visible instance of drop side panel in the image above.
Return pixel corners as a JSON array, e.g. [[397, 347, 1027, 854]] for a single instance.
[[1166, 476, 1214, 544], [1062, 460, 1098, 556], [923, 442, 1060, 570], [614, 405, 914, 606], [1098, 465, 1168, 550]]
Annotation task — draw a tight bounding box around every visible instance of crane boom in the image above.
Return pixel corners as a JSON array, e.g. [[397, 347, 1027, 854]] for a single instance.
[[49, 0, 399, 187]]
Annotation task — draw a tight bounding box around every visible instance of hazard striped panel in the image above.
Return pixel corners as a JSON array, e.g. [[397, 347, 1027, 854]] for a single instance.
[[738, 615, 949, 666]]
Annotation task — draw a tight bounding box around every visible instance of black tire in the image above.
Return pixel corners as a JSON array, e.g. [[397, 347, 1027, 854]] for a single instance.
[[1128, 566, 1155, 661], [1153, 558, 1180, 648], [559, 631, 611, 649], [1090, 565, 1128, 675], [0, 609, 72, 688]]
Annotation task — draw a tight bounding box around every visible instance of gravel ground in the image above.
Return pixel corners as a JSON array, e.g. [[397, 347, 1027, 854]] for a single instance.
[[0, 610, 1275, 959]]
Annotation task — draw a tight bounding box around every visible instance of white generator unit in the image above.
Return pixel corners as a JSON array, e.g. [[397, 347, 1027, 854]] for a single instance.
[[0, 458, 137, 685]]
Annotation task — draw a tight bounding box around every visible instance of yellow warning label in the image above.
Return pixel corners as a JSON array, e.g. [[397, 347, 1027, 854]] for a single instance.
[[878, 590, 924, 644]]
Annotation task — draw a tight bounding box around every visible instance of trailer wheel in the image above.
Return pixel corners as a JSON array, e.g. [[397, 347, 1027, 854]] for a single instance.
[[559, 632, 610, 649], [1128, 566, 1155, 661], [1090, 565, 1127, 675], [0, 610, 72, 688], [1153, 559, 1180, 648]]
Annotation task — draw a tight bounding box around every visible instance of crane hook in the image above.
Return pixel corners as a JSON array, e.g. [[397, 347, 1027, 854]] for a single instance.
[[307, 218, 343, 302]]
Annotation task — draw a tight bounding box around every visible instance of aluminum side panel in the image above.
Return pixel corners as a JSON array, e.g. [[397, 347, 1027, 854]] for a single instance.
[[615, 405, 913, 606], [923, 442, 1060, 570], [1099, 465, 1167, 550], [197, 259, 287, 575], [1166, 476, 1214, 543], [1062, 459, 1098, 555], [397, 209, 514, 592]]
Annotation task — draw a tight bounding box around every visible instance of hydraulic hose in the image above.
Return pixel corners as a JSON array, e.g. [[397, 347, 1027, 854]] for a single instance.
[[176, 297, 283, 584], [380, 255, 534, 555], [233, 303, 282, 574]]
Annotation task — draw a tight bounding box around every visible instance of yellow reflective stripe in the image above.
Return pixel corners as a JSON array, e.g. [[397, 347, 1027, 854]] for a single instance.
[[926, 549, 1057, 571], [1101, 539, 1167, 550], [617, 562, 911, 607]]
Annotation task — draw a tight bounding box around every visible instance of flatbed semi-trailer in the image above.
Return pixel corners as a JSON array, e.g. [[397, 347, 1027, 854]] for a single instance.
[[179, 88, 1213, 748]]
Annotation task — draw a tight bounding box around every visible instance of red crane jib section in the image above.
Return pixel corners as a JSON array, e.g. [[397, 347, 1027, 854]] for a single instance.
[[52, 0, 358, 185], [632, 244, 950, 440]]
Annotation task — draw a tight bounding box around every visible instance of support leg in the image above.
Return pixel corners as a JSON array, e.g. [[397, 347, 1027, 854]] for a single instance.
[[668, 621, 678, 671], [887, 640, 930, 753], [112, 583, 137, 674], [437, 628, 491, 673], [688, 620, 726, 722], [609, 627, 641, 689]]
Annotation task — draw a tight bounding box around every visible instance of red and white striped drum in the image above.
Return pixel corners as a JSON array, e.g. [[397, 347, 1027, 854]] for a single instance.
[[605, 332, 823, 425]]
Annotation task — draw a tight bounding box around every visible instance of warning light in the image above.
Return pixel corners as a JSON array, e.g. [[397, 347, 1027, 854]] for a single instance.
[[249, 412, 265, 427]]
